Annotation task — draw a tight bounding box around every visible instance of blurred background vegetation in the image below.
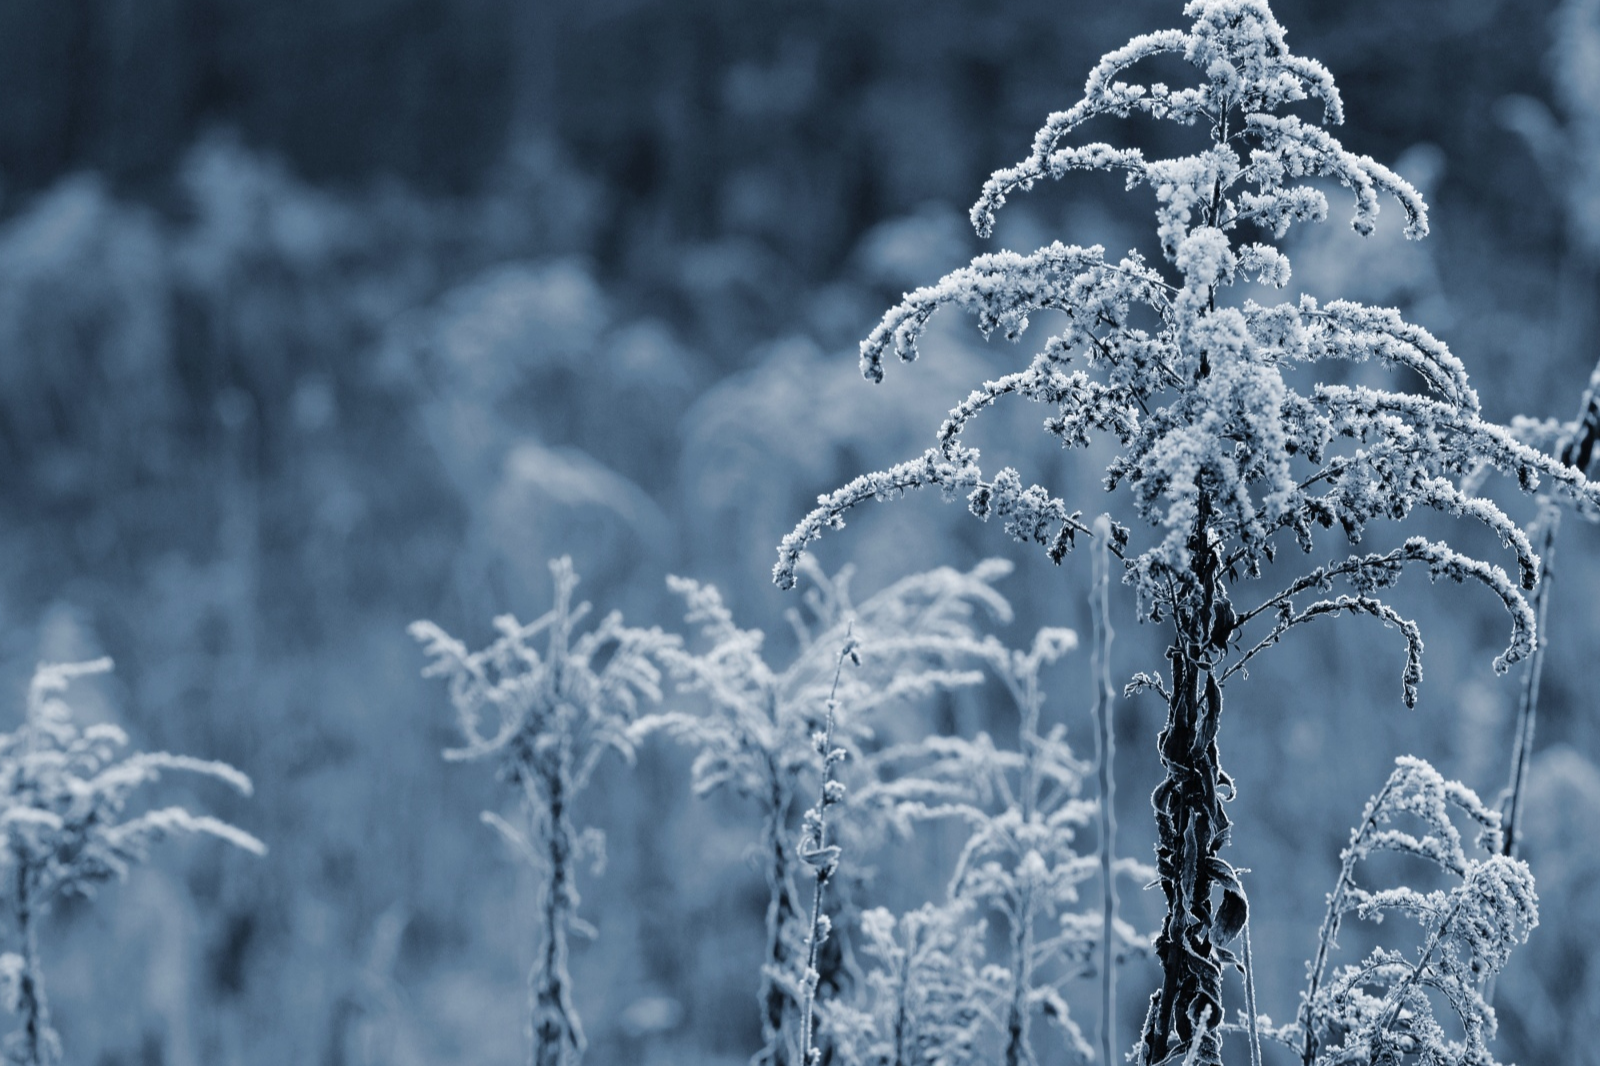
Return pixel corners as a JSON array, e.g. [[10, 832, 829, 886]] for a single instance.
[[0, 0, 1597, 1063]]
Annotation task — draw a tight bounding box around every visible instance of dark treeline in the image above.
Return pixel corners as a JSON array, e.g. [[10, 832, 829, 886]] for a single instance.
[[0, 0, 1564, 288]]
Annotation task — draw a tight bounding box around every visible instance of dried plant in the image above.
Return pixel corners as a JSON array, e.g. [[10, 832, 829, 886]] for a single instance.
[[0, 658, 264, 1066], [853, 603, 1151, 1066], [640, 559, 1010, 1066], [816, 900, 1004, 1066], [410, 557, 676, 1066], [1273, 757, 1536, 1066], [773, 2, 1597, 1060]]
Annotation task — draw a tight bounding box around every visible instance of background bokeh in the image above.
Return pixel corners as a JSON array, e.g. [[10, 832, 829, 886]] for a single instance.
[[0, 0, 1597, 1063]]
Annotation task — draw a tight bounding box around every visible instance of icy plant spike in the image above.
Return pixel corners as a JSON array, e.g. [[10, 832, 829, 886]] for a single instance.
[[410, 557, 676, 1066], [1284, 757, 1536, 1066], [774, 2, 1599, 1062], [0, 657, 265, 1066], [795, 628, 857, 1066], [640, 559, 1013, 1066]]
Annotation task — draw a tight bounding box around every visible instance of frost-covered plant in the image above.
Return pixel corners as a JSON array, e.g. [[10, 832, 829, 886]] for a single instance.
[[860, 625, 1149, 1066], [817, 901, 1004, 1066], [642, 560, 1009, 1066], [409, 557, 675, 1066], [0, 658, 265, 1066], [1276, 757, 1536, 1066], [773, 2, 1597, 1061]]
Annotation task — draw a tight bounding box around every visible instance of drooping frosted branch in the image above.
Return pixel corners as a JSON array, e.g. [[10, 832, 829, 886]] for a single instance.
[[1294, 759, 1534, 1066], [1232, 538, 1535, 684], [857, 244, 1172, 383], [1243, 114, 1428, 240]]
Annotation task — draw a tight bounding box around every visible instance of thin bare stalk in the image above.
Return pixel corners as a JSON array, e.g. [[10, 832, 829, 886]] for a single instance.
[[1502, 353, 1600, 855], [530, 764, 583, 1066], [1241, 923, 1262, 1066], [1299, 774, 1400, 1066], [1005, 887, 1037, 1066], [1092, 516, 1120, 1066], [1501, 513, 1556, 858], [14, 863, 55, 1066], [756, 762, 802, 1066]]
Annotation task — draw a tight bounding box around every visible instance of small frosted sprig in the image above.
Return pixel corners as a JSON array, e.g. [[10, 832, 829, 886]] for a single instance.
[[855, 625, 1148, 1066], [653, 560, 1011, 804], [0, 658, 266, 899], [796, 633, 858, 1066], [818, 902, 1005, 1066], [0, 658, 263, 1066], [644, 561, 1014, 1066], [411, 558, 676, 1066], [1293, 758, 1532, 1066], [410, 557, 675, 789]]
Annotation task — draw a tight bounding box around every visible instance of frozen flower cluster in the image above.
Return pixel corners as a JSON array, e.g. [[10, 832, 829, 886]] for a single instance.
[[0, 659, 263, 1066], [1281, 757, 1537, 1066], [774, 3, 1592, 1063], [775, 0, 1598, 688]]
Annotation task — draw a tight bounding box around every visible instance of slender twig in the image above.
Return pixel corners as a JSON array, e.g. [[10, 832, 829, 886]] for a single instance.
[[1091, 516, 1120, 1066], [1500, 511, 1557, 858], [1242, 923, 1263, 1066], [1300, 773, 1401, 1066], [15, 862, 52, 1066], [1497, 355, 1600, 856], [797, 627, 858, 1066]]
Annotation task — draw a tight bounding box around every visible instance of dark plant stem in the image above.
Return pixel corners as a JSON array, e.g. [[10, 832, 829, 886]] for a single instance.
[[1092, 516, 1120, 1066], [531, 766, 582, 1066], [1142, 501, 1231, 1066], [14, 864, 53, 1066], [1004, 885, 1036, 1066], [756, 765, 800, 1066], [1501, 514, 1556, 859]]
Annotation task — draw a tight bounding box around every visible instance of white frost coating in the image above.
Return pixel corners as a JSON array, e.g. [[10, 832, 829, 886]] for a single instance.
[[0, 658, 265, 1066], [777, 0, 1600, 696], [411, 558, 679, 1066], [1288, 758, 1536, 1066], [641, 559, 1020, 1065]]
